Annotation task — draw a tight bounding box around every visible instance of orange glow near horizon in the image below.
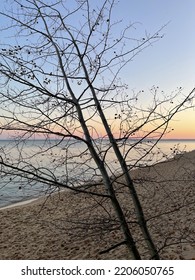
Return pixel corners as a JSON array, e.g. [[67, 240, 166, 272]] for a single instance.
[[1, 108, 194, 140], [164, 109, 195, 139]]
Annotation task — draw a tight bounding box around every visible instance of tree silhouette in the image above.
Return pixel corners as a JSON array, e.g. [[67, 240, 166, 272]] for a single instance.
[[0, 0, 194, 259]]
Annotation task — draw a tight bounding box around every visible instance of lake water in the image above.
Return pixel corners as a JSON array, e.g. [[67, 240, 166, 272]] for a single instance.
[[0, 139, 194, 208]]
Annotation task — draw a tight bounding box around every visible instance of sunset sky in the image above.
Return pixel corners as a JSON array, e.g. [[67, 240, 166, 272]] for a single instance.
[[0, 0, 195, 139]]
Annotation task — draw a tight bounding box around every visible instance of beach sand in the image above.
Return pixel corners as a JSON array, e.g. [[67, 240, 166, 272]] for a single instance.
[[0, 150, 195, 260]]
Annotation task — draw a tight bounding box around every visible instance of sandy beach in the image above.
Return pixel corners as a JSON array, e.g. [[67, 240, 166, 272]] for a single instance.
[[0, 150, 195, 260]]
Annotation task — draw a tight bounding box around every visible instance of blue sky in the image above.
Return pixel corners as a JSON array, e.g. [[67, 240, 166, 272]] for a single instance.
[[0, 0, 194, 138], [111, 0, 195, 93], [1, 0, 194, 92]]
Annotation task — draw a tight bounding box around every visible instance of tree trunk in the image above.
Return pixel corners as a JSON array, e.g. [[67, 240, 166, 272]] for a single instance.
[[88, 89, 160, 259], [76, 102, 141, 259]]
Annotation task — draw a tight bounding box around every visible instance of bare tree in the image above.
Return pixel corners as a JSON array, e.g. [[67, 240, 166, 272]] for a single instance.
[[0, 0, 194, 259]]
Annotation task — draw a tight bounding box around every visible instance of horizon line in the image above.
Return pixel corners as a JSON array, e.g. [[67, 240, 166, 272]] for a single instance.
[[0, 137, 195, 141]]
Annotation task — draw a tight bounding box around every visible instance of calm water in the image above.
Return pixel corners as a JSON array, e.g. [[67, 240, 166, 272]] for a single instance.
[[0, 139, 194, 208]]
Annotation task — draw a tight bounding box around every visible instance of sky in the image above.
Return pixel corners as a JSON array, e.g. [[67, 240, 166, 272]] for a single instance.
[[0, 0, 195, 139], [110, 0, 195, 139], [113, 0, 195, 91]]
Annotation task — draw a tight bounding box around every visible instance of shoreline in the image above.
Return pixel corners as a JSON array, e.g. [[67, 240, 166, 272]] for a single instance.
[[0, 150, 190, 211], [0, 197, 40, 211]]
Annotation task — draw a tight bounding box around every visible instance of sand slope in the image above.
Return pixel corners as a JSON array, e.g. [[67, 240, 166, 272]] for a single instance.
[[0, 150, 195, 259]]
